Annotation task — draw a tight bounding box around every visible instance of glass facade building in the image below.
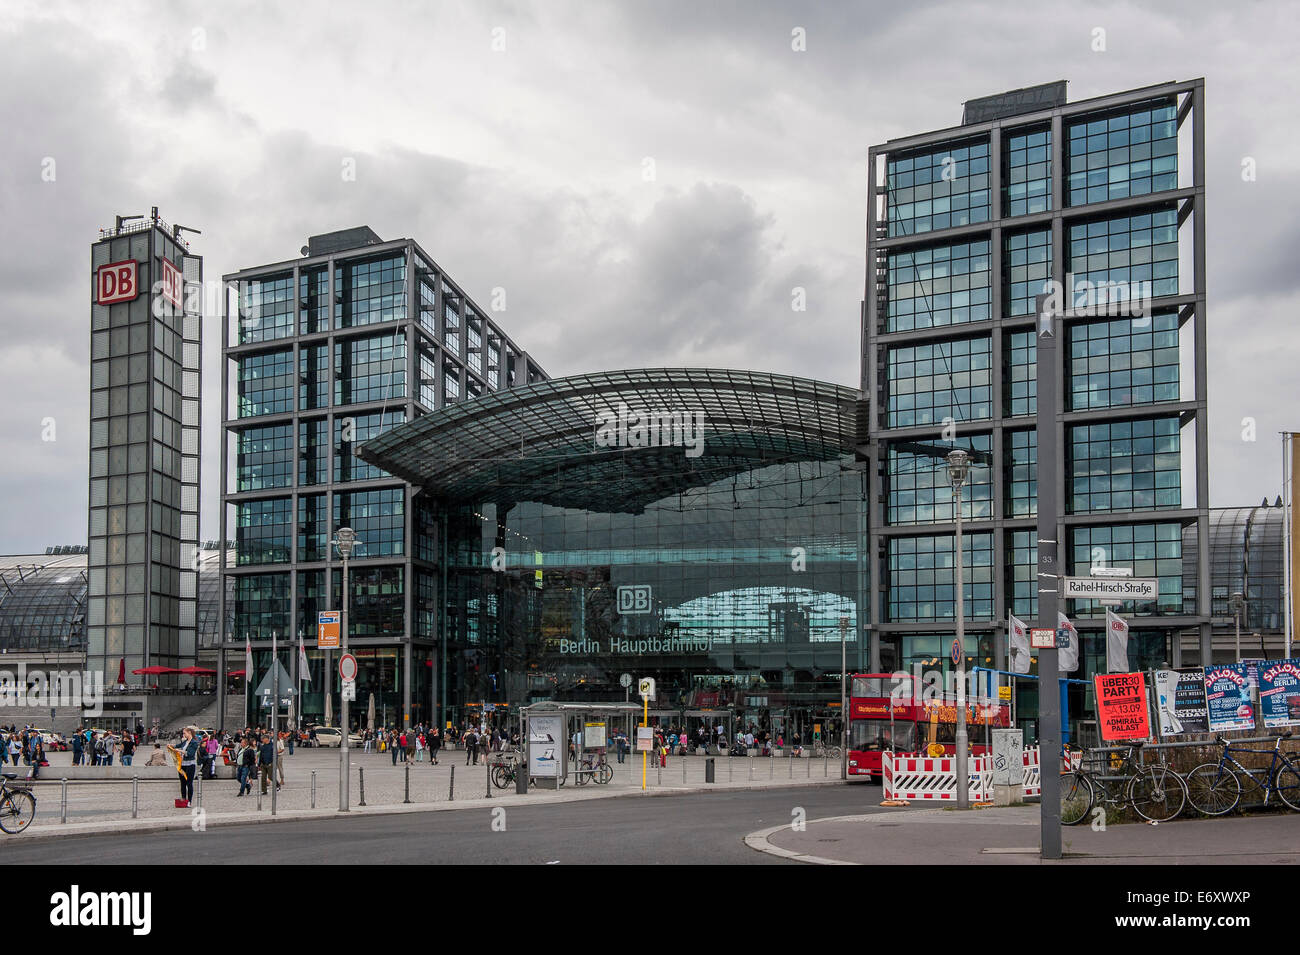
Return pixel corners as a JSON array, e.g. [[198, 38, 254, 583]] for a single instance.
[[220, 227, 544, 728], [863, 79, 1211, 729]]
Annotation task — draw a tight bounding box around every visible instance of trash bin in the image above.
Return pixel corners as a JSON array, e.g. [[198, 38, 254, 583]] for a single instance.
[[705, 757, 715, 784]]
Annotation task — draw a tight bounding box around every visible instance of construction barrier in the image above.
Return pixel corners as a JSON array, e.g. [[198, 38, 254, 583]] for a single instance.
[[883, 747, 1079, 801], [882, 752, 993, 802]]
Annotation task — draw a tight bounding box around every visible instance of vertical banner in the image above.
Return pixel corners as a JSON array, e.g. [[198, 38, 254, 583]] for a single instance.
[[1258, 659, 1300, 729], [1057, 612, 1079, 673], [1203, 664, 1255, 732], [1154, 668, 1209, 735], [1105, 609, 1130, 673], [1008, 613, 1031, 674], [1093, 672, 1151, 741]]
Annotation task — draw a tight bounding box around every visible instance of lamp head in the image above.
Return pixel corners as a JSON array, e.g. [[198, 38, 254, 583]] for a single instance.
[[945, 449, 971, 487]]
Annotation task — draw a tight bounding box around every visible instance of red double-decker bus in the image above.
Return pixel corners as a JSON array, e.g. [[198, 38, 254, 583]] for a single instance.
[[846, 673, 1010, 781]]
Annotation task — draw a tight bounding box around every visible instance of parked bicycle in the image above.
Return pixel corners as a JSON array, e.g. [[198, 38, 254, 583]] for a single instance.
[[574, 752, 613, 786], [0, 772, 37, 834], [1185, 732, 1300, 816], [1058, 741, 1186, 825], [813, 741, 842, 760]]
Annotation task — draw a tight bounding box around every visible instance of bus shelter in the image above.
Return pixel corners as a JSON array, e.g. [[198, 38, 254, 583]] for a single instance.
[[520, 702, 643, 787]]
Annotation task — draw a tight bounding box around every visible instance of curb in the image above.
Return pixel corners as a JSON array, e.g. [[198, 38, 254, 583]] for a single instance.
[[9, 778, 846, 843]]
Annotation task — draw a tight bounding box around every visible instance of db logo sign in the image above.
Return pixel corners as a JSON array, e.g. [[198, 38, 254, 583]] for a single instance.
[[96, 260, 139, 305], [617, 585, 652, 614]]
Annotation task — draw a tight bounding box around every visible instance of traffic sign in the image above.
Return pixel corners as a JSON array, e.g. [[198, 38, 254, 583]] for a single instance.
[[1030, 628, 1056, 649], [1062, 577, 1157, 601], [341, 681, 357, 702], [950, 639, 962, 665], [638, 677, 656, 700], [318, 610, 341, 649], [339, 653, 358, 683], [998, 685, 1012, 701]]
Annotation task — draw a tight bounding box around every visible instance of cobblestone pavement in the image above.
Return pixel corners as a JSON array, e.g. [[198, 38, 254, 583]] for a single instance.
[[7, 746, 849, 836]]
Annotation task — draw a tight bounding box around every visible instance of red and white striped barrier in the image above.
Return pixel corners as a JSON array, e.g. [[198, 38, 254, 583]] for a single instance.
[[1018, 747, 1079, 797], [882, 752, 993, 802]]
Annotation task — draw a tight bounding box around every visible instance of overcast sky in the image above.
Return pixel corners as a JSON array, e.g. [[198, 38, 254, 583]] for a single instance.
[[1, 0, 1297, 553]]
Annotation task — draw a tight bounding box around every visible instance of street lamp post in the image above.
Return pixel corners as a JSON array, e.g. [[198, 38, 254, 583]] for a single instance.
[[1230, 591, 1245, 663], [946, 449, 972, 810], [332, 527, 358, 812]]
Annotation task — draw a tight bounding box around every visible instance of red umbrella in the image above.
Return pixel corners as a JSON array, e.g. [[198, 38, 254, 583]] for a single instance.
[[132, 666, 180, 675], [228, 669, 247, 677], [117, 658, 126, 684], [178, 666, 216, 675]]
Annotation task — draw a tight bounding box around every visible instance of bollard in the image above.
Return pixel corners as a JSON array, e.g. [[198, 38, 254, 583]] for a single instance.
[[683, 756, 687, 785], [311, 771, 317, 809], [657, 763, 661, 786], [749, 755, 753, 781], [61, 778, 68, 824], [806, 754, 811, 778], [789, 755, 793, 778], [485, 759, 491, 800], [132, 775, 139, 818], [728, 757, 732, 782], [406, 762, 412, 804], [769, 757, 773, 779], [257, 785, 262, 811], [196, 768, 202, 810], [358, 766, 367, 807], [824, 756, 828, 777], [449, 764, 455, 802]]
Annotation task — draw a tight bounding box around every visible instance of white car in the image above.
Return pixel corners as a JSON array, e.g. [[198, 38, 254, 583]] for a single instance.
[[309, 727, 363, 748]]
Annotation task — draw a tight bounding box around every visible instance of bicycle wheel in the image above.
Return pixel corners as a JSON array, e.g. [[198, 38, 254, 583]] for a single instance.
[[596, 763, 613, 785], [1127, 766, 1187, 822], [1059, 771, 1093, 826], [491, 765, 511, 790], [1274, 764, 1300, 812], [574, 763, 590, 786], [0, 789, 36, 834], [1185, 763, 1241, 816], [827, 746, 842, 760]]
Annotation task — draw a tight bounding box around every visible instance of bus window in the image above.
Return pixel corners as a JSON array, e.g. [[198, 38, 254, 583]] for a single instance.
[[850, 676, 887, 697], [850, 719, 916, 752]]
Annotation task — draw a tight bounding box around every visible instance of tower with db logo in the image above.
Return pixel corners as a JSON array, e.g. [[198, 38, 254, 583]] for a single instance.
[[88, 209, 203, 690]]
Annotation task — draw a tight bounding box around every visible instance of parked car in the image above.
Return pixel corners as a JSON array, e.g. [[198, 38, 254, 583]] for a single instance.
[[312, 727, 344, 747]]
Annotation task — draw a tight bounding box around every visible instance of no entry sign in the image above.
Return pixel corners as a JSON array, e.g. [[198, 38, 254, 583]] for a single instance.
[[1094, 672, 1150, 741]]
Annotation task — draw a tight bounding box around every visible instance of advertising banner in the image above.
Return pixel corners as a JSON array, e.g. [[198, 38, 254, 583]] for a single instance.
[[1154, 668, 1209, 736], [1094, 672, 1150, 741], [1258, 659, 1300, 729], [528, 714, 563, 778], [1203, 664, 1255, 732]]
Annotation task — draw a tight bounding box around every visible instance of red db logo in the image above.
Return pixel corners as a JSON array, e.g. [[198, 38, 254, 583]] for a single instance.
[[96, 260, 139, 305]]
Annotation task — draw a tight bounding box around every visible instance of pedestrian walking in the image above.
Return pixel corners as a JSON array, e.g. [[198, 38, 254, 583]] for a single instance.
[[236, 737, 255, 796], [428, 726, 441, 765], [258, 733, 278, 794]]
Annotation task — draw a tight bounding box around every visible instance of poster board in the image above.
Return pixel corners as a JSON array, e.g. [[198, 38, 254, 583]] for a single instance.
[[1093, 672, 1150, 741], [1203, 664, 1255, 732], [1258, 659, 1300, 729], [528, 714, 563, 778], [1153, 668, 1208, 735]]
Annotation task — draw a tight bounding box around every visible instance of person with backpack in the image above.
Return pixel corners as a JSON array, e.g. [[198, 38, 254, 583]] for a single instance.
[[463, 728, 478, 765], [121, 733, 136, 766], [236, 736, 255, 796]]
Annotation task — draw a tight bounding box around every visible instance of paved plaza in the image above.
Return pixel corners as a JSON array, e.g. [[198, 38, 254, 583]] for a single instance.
[[5, 745, 850, 839]]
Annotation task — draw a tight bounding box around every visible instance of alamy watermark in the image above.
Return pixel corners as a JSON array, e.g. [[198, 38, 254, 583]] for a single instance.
[[1041, 273, 1155, 319], [0, 665, 104, 716], [595, 402, 705, 458]]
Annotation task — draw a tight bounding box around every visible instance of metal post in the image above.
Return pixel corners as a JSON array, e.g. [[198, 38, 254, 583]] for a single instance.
[[407, 762, 413, 803], [841, 616, 848, 780], [950, 455, 970, 810], [449, 763, 454, 801], [358, 766, 366, 807], [748, 754, 753, 780], [486, 757, 491, 799], [61, 778, 67, 824], [132, 775, 139, 819], [341, 554, 350, 811], [196, 764, 203, 810], [271, 629, 278, 817], [683, 755, 687, 784], [311, 770, 317, 809], [1231, 593, 1244, 663], [1035, 291, 1063, 861]]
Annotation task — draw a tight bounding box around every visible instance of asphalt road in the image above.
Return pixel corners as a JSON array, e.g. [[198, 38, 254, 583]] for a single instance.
[[5, 783, 883, 865]]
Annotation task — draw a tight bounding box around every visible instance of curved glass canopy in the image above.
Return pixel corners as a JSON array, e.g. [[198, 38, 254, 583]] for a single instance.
[[358, 368, 864, 513]]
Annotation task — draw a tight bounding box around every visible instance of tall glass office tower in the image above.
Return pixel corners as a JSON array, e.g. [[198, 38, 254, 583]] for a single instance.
[[219, 227, 544, 728], [862, 80, 1210, 721], [88, 210, 203, 685]]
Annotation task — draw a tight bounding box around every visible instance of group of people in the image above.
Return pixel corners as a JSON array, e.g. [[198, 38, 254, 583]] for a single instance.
[[0, 727, 46, 777], [70, 728, 139, 767], [166, 725, 288, 807]]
